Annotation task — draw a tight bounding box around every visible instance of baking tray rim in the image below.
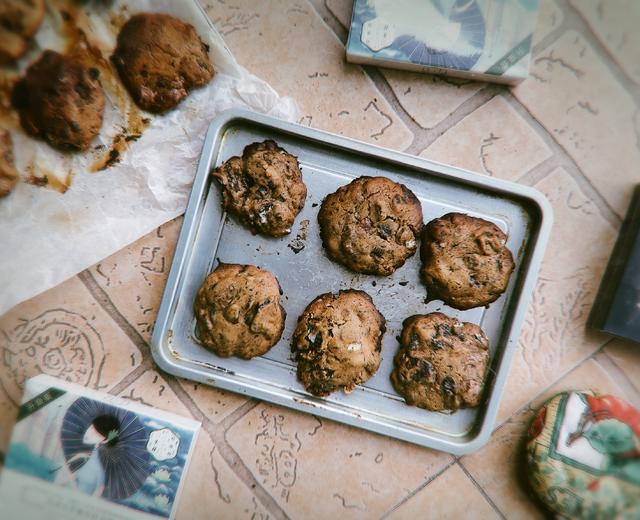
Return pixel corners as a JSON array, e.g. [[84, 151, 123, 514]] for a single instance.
[[150, 108, 553, 455]]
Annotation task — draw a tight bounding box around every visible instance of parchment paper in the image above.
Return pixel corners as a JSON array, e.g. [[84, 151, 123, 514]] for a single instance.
[[0, 0, 297, 315]]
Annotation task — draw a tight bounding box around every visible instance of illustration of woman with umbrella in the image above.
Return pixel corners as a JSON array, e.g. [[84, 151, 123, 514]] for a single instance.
[[54, 397, 152, 501]]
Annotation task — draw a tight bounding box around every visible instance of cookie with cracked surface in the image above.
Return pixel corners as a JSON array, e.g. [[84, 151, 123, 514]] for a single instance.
[[391, 313, 490, 412], [292, 290, 386, 396], [0, 129, 18, 197], [193, 263, 286, 359], [318, 176, 423, 275], [213, 140, 307, 237], [420, 212, 515, 310], [111, 13, 214, 113], [12, 51, 105, 151], [0, 0, 45, 63]]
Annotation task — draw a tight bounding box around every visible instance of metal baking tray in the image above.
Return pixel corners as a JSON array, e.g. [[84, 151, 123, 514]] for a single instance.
[[151, 108, 552, 455]]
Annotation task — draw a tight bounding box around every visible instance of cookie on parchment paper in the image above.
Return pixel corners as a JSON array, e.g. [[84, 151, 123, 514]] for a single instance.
[[112, 13, 214, 113]]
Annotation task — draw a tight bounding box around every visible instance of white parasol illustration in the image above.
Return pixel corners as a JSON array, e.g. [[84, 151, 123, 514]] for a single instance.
[[60, 397, 151, 500]]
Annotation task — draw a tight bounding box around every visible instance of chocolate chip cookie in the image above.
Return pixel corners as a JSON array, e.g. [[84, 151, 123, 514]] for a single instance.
[[0, 0, 45, 64], [0, 129, 18, 197], [111, 13, 214, 113], [391, 313, 490, 412], [213, 140, 307, 237], [292, 290, 386, 396], [12, 51, 105, 151], [194, 263, 286, 359], [318, 176, 423, 276], [420, 213, 515, 310]]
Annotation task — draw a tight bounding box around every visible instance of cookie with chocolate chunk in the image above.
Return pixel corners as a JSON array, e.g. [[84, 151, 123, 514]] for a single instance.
[[12, 51, 105, 151], [213, 140, 307, 237], [193, 263, 286, 359], [420, 213, 515, 310], [0, 129, 18, 197], [292, 290, 386, 396], [391, 313, 490, 412], [111, 13, 214, 113], [318, 176, 423, 276]]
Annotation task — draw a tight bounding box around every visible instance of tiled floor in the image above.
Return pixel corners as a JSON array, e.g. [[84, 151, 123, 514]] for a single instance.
[[1, 0, 639, 518]]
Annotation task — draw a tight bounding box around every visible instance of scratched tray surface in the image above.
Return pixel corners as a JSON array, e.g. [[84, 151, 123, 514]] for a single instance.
[[153, 110, 550, 454]]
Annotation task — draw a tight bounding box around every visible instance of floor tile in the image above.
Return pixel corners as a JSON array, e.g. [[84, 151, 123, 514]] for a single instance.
[[384, 71, 484, 130], [603, 339, 640, 393], [386, 464, 499, 520], [421, 95, 552, 180], [177, 379, 249, 424], [325, 0, 351, 27], [226, 403, 451, 518], [177, 431, 271, 519], [206, 0, 413, 151], [568, 0, 640, 84], [533, 0, 564, 47], [513, 30, 640, 216], [89, 217, 183, 343], [119, 369, 192, 417]]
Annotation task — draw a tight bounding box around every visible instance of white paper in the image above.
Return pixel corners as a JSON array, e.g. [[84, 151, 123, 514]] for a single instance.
[[0, 0, 297, 315]]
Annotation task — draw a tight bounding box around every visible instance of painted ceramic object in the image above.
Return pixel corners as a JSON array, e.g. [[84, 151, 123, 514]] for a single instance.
[[527, 391, 640, 519]]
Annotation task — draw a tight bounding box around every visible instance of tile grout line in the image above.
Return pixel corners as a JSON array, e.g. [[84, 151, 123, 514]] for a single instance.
[[500, 91, 622, 228], [377, 458, 457, 520], [456, 460, 507, 520], [514, 154, 559, 186], [556, 0, 640, 104], [106, 360, 153, 396], [593, 350, 640, 406], [77, 270, 152, 357], [210, 419, 290, 520], [492, 336, 618, 436]]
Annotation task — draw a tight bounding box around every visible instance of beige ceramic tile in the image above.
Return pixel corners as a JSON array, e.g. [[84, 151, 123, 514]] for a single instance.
[[0, 276, 142, 451], [177, 431, 271, 520], [325, 0, 352, 27], [383, 71, 484, 130], [569, 0, 640, 84], [421, 96, 552, 180], [89, 217, 182, 343], [604, 339, 640, 393], [177, 378, 248, 424], [327, 0, 484, 130], [119, 369, 192, 417], [533, 0, 564, 47], [462, 359, 628, 519], [462, 409, 543, 520], [226, 403, 452, 519], [206, 0, 413, 151], [513, 30, 640, 216], [387, 464, 499, 520], [496, 167, 616, 423]]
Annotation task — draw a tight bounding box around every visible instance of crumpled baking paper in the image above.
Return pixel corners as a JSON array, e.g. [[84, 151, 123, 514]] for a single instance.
[[0, 0, 298, 316]]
